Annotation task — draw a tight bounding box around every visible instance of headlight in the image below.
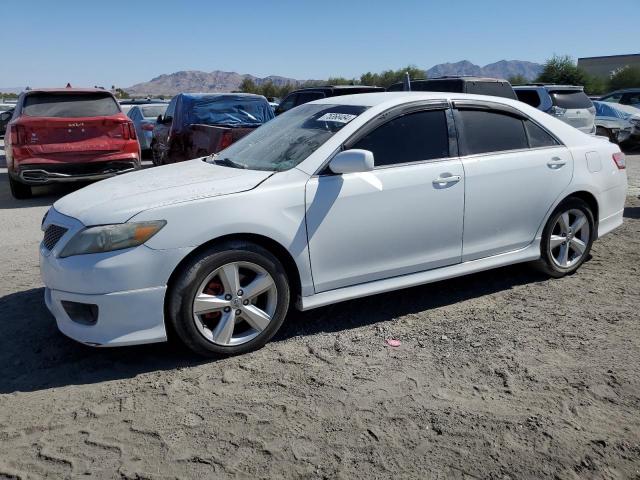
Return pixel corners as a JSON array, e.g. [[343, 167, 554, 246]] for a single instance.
[[59, 221, 166, 258]]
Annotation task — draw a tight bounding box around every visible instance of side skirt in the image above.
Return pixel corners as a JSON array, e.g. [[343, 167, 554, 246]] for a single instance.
[[298, 241, 541, 311]]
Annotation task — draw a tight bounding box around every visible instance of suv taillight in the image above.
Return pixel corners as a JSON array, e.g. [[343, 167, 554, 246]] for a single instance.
[[550, 106, 567, 117], [10, 125, 26, 145], [612, 152, 626, 170], [128, 122, 137, 140], [121, 122, 136, 140], [220, 130, 233, 150]]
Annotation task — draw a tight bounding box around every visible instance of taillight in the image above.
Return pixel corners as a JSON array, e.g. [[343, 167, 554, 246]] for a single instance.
[[550, 106, 567, 117], [141, 123, 154, 131], [128, 122, 137, 140], [220, 130, 233, 150], [10, 125, 26, 145], [121, 123, 130, 140], [612, 152, 626, 169]]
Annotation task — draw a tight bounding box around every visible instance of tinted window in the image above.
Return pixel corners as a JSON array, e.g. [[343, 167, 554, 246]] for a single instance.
[[353, 110, 449, 167], [622, 92, 640, 106], [295, 91, 326, 106], [457, 109, 528, 155], [516, 90, 542, 108], [276, 93, 297, 113], [549, 90, 592, 109], [601, 92, 623, 104], [23, 92, 120, 117], [524, 120, 559, 148], [466, 82, 517, 100]]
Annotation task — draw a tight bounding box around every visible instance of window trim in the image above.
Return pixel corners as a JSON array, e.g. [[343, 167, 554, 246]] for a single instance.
[[452, 100, 564, 157], [315, 101, 456, 175]]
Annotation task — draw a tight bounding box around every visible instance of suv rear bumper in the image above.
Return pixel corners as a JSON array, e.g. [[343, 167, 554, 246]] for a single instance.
[[14, 159, 140, 185]]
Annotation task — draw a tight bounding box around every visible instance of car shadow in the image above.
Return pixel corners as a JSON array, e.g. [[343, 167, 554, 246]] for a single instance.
[[623, 206, 640, 219], [0, 172, 79, 209], [0, 263, 546, 394]]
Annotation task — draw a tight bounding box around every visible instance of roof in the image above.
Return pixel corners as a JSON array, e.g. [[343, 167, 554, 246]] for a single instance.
[[176, 92, 266, 99], [23, 88, 115, 94], [311, 91, 519, 107], [513, 85, 584, 91], [578, 53, 640, 61], [603, 88, 640, 94], [296, 85, 383, 91], [424, 76, 509, 82]]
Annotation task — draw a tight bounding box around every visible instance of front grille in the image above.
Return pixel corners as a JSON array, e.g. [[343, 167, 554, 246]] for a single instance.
[[43, 224, 68, 251]]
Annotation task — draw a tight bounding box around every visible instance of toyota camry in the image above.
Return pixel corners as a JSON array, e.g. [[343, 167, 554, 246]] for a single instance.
[[40, 92, 628, 356]]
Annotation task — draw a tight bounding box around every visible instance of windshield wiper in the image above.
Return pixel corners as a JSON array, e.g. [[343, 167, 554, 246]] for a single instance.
[[212, 157, 246, 169]]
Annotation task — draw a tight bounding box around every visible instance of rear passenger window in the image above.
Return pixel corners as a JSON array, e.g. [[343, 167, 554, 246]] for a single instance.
[[515, 90, 542, 108], [456, 109, 528, 155], [353, 110, 449, 167], [524, 120, 559, 148]]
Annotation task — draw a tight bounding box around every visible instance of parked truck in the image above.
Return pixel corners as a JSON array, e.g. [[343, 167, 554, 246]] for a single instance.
[[151, 93, 274, 165]]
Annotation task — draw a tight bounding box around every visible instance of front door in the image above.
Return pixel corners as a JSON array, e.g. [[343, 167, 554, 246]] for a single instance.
[[305, 108, 465, 293]]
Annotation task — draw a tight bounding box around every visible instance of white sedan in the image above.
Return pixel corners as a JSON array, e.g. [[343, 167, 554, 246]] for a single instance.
[[40, 92, 628, 356]]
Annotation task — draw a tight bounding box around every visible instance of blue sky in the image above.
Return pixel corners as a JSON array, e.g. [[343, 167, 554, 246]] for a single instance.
[[1, 0, 637, 88]]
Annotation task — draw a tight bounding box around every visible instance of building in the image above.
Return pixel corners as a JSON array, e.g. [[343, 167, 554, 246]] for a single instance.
[[578, 54, 640, 79]]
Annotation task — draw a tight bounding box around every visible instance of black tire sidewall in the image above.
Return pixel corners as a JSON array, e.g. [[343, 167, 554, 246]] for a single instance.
[[540, 198, 594, 277], [167, 242, 290, 357]]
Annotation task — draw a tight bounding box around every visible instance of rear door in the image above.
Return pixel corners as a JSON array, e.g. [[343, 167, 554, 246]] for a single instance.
[[153, 97, 176, 161], [18, 92, 129, 159], [548, 89, 595, 132], [306, 105, 465, 292], [453, 102, 573, 261]]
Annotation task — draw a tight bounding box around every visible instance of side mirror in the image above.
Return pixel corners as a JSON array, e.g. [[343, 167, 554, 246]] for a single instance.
[[329, 149, 374, 174]]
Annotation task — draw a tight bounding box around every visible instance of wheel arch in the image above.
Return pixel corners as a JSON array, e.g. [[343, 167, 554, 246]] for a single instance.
[[563, 190, 599, 234], [165, 233, 302, 306]]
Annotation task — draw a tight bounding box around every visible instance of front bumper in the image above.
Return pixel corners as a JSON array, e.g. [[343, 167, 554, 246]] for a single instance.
[[40, 208, 193, 347], [45, 286, 167, 346]]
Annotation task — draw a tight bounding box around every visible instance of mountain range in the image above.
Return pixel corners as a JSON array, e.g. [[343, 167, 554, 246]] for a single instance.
[[0, 60, 544, 96], [124, 60, 542, 96]]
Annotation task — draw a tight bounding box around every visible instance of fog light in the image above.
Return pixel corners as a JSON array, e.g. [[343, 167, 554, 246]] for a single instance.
[[61, 301, 99, 325]]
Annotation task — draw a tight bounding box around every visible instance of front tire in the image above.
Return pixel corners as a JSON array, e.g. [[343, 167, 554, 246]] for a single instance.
[[537, 197, 594, 278], [9, 176, 32, 199], [167, 241, 290, 357]]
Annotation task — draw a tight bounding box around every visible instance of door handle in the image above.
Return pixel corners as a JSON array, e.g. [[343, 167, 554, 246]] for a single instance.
[[432, 175, 461, 186], [547, 157, 566, 169]]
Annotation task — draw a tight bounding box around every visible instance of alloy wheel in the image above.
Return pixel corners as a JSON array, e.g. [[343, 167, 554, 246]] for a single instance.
[[192, 261, 278, 346], [548, 208, 590, 269]]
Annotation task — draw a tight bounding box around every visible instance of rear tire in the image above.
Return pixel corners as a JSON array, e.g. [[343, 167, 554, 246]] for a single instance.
[[167, 241, 290, 357], [9, 176, 32, 199], [537, 197, 594, 278]]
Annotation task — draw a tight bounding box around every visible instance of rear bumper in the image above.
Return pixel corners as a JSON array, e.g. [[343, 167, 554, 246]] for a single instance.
[[15, 159, 140, 185]]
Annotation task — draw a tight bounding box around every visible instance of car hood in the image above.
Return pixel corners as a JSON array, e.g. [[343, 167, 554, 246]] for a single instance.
[[53, 159, 273, 225]]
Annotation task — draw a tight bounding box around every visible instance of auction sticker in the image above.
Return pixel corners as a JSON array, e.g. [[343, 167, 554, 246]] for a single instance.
[[317, 112, 357, 123]]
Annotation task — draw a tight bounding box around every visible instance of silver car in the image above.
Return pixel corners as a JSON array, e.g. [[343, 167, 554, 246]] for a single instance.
[[514, 85, 596, 134], [593, 101, 640, 144], [127, 104, 168, 151]]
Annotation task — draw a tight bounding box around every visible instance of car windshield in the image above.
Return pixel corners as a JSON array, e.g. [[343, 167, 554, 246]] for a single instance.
[[208, 103, 368, 172], [23, 92, 120, 117], [141, 105, 167, 118]]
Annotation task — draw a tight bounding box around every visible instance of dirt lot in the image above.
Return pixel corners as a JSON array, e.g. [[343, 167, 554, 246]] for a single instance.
[[0, 143, 639, 479]]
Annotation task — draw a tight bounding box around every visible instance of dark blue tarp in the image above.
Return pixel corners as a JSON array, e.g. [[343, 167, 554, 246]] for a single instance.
[[593, 101, 631, 120], [173, 93, 274, 130]]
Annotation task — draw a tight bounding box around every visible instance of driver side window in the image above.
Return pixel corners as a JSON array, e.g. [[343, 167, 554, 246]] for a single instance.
[[352, 109, 450, 167]]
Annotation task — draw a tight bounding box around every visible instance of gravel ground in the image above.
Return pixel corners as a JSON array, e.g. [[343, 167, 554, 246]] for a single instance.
[[0, 140, 639, 479]]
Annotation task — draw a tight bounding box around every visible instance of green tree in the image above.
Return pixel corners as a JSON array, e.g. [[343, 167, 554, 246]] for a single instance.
[[360, 65, 426, 88], [609, 66, 640, 91], [535, 55, 588, 85], [239, 78, 258, 94], [507, 74, 528, 85], [114, 88, 130, 99], [326, 76, 355, 85]]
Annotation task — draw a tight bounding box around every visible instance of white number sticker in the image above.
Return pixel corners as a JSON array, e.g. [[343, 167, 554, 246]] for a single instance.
[[317, 113, 357, 123]]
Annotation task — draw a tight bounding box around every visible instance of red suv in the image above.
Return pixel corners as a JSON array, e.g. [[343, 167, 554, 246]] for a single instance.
[[6, 88, 141, 199]]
